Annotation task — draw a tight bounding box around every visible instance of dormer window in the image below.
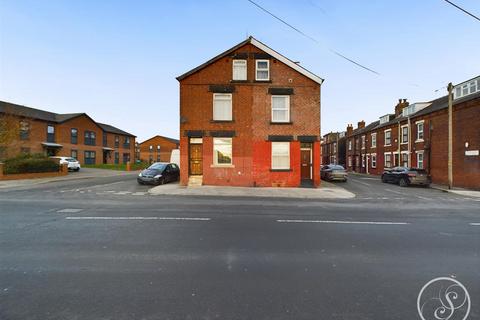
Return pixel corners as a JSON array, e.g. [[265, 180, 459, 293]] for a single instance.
[[454, 76, 480, 100], [232, 60, 247, 80], [379, 115, 390, 124], [255, 60, 269, 81]]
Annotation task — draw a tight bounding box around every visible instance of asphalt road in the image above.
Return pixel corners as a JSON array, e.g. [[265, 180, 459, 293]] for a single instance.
[[0, 172, 479, 319]]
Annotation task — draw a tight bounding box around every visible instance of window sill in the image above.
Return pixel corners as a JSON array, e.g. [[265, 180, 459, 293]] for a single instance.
[[270, 121, 292, 125], [230, 80, 248, 83], [415, 139, 424, 143], [210, 164, 235, 168], [210, 120, 234, 123], [400, 142, 408, 145], [270, 169, 292, 172], [254, 80, 272, 83], [384, 144, 392, 147]]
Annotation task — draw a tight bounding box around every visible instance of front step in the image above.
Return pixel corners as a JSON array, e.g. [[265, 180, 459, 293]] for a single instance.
[[188, 175, 203, 187]]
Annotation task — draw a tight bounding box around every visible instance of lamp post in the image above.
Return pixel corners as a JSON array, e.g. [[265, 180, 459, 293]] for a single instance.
[[447, 82, 453, 189]]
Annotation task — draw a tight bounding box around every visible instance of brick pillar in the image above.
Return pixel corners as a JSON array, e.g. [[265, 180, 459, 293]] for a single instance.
[[126, 161, 131, 171], [61, 163, 68, 175], [0, 163, 4, 179]]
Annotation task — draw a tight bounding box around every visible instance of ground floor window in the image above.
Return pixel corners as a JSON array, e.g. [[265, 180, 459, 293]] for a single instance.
[[384, 153, 392, 168], [371, 154, 377, 168], [123, 153, 130, 164], [213, 137, 232, 165], [401, 152, 409, 167], [115, 152, 119, 164], [71, 149, 78, 159], [417, 152, 424, 169], [361, 155, 365, 168], [348, 156, 352, 167], [85, 151, 96, 165], [271, 142, 290, 170]]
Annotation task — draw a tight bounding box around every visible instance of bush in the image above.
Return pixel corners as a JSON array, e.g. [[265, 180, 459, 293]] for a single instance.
[[3, 153, 59, 174]]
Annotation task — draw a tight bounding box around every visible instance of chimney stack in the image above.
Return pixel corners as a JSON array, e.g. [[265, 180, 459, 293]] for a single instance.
[[346, 124, 353, 136], [395, 98, 409, 117], [357, 120, 365, 129]]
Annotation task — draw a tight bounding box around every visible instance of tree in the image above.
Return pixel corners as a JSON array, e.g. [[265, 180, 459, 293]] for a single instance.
[[0, 107, 21, 160]]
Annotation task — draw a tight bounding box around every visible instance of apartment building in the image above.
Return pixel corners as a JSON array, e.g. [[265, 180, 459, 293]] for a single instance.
[[138, 135, 179, 164]]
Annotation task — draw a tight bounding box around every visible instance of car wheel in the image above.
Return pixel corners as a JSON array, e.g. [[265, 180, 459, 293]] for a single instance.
[[381, 175, 387, 183], [156, 177, 165, 185], [399, 178, 408, 187]]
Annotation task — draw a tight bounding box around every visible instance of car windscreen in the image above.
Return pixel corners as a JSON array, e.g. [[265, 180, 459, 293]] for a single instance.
[[66, 158, 77, 162], [331, 165, 345, 170], [148, 163, 167, 171]]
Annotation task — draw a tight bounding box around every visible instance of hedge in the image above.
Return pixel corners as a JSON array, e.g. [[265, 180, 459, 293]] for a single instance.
[[83, 162, 148, 171], [3, 153, 59, 174]]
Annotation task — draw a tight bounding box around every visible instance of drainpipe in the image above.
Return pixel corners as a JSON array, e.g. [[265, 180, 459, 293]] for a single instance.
[[408, 117, 411, 167], [447, 83, 453, 189], [397, 121, 401, 166]]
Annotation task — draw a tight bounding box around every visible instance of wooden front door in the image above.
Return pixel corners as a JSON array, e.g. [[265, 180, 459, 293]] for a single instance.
[[301, 149, 312, 180], [189, 144, 203, 175]]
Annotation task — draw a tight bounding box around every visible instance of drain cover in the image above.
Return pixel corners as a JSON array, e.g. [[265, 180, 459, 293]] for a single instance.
[[57, 208, 83, 213]]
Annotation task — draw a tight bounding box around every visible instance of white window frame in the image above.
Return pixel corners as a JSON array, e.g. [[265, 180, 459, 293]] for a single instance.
[[416, 151, 424, 169], [213, 93, 232, 121], [255, 59, 270, 81], [401, 151, 409, 167], [348, 156, 352, 167], [371, 153, 377, 168], [384, 152, 392, 168], [348, 140, 352, 151], [213, 137, 233, 166], [361, 135, 366, 150], [371, 133, 377, 148], [416, 120, 424, 142], [271, 95, 290, 123], [271, 142, 290, 170], [400, 125, 409, 144], [384, 129, 392, 146], [232, 59, 247, 81]]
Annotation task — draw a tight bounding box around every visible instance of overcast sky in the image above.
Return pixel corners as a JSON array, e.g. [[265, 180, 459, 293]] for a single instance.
[[1, 0, 478, 141]]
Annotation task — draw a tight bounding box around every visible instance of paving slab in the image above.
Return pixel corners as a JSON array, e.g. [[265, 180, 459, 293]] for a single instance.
[[149, 181, 355, 199]]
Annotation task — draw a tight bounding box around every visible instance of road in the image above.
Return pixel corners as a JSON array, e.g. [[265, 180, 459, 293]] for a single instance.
[[0, 172, 478, 319]]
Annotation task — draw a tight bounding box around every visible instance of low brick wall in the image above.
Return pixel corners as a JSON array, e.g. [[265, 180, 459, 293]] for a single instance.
[[0, 163, 68, 181]]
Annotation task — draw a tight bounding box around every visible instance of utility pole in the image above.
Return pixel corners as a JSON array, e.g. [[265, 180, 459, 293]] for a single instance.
[[447, 82, 453, 189]]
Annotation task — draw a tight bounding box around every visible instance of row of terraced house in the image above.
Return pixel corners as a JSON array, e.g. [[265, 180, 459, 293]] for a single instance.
[[323, 75, 480, 190]]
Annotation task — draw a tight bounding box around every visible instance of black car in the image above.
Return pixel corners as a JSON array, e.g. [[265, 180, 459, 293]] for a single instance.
[[137, 162, 180, 185], [381, 167, 431, 187]]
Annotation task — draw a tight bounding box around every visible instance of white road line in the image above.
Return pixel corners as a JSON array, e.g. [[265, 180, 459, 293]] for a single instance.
[[276, 219, 409, 225], [416, 195, 431, 200], [469, 223, 480, 226], [65, 216, 211, 221], [385, 188, 405, 195]]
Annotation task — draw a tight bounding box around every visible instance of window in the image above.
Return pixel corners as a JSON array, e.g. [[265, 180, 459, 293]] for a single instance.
[[348, 140, 352, 151], [124, 136, 130, 148], [123, 153, 130, 164], [380, 114, 391, 124], [71, 149, 78, 159], [361, 135, 366, 150], [416, 122, 424, 141], [47, 125, 55, 142], [348, 156, 352, 167], [453, 77, 480, 100], [401, 152, 409, 167], [371, 154, 377, 168], [371, 133, 377, 148], [115, 136, 119, 148], [362, 155, 365, 168], [255, 59, 269, 81], [417, 152, 424, 169], [84, 151, 96, 165], [384, 153, 392, 168], [333, 142, 337, 154], [103, 133, 107, 147], [213, 93, 232, 121], [232, 60, 247, 80], [384, 129, 391, 146], [71, 128, 78, 144], [114, 152, 119, 164], [213, 138, 232, 165], [20, 121, 29, 140], [271, 95, 290, 123], [84, 131, 96, 145], [271, 142, 290, 170], [401, 125, 408, 144]]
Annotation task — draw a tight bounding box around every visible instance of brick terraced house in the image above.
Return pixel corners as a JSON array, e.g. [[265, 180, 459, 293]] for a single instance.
[[0, 101, 136, 165], [343, 75, 480, 190], [138, 135, 179, 164], [177, 37, 324, 187], [322, 131, 346, 167]]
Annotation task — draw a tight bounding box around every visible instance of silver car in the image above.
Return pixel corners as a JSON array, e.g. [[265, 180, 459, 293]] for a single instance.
[[321, 164, 348, 182]]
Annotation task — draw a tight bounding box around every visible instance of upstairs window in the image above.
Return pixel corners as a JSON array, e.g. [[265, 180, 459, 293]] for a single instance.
[[47, 125, 55, 143], [232, 60, 247, 80], [416, 122, 424, 141], [19, 120, 30, 140], [71, 128, 78, 144], [271, 142, 290, 170], [384, 129, 392, 146], [213, 93, 232, 121], [454, 77, 480, 100], [255, 60, 269, 81], [124, 136, 130, 148], [84, 131, 96, 145], [348, 140, 352, 151], [271, 95, 290, 123], [401, 125, 408, 144], [115, 136, 119, 148], [371, 133, 377, 148], [361, 135, 366, 149]]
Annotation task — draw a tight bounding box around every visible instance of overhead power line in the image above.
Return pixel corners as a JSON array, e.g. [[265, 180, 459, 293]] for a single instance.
[[246, 0, 380, 75], [442, 0, 480, 22]]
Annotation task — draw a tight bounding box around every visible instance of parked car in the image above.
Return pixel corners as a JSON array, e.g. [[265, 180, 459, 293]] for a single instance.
[[50, 156, 80, 171], [137, 162, 180, 185], [321, 164, 348, 182], [381, 167, 431, 187]]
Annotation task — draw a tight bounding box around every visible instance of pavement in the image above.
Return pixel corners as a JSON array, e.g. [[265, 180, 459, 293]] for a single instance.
[[149, 180, 355, 199], [0, 172, 479, 319]]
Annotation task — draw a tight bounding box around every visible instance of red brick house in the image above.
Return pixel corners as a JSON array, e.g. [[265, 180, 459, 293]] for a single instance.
[[177, 37, 323, 187], [322, 131, 346, 167], [343, 75, 480, 189], [138, 135, 179, 164], [0, 101, 135, 165]]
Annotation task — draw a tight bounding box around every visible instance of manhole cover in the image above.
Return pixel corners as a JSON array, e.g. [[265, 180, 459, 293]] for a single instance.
[[57, 208, 83, 213]]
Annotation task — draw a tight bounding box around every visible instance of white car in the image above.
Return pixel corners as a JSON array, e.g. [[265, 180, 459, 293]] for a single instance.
[[50, 156, 81, 171]]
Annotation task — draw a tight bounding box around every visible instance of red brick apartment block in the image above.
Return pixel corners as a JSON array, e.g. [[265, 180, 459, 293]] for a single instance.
[[343, 75, 480, 190], [0, 101, 136, 165], [138, 135, 179, 164], [322, 131, 346, 167], [177, 37, 323, 187]]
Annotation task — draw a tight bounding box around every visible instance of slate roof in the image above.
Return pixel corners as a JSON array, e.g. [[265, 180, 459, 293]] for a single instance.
[[176, 36, 324, 84], [0, 100, 135, 137]]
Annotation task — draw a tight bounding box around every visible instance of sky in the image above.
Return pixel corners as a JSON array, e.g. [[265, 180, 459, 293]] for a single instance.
[[0, 0, 478, 141]]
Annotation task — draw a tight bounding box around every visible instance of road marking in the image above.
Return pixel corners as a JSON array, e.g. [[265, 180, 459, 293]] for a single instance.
[[360, 177, 378, 180], [469, 223, 480, 226], [57, 208, 83, 213], [415, 195, 431, 200], [385, 188, 405, 195], [65, 216, 211, 221], [276, 219, 409, 225], [349, 179, 371, 187]]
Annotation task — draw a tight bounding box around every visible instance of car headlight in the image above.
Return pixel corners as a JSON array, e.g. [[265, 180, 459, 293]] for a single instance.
[[138, 172, 143, 177], [154, 174, 162, 179]]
